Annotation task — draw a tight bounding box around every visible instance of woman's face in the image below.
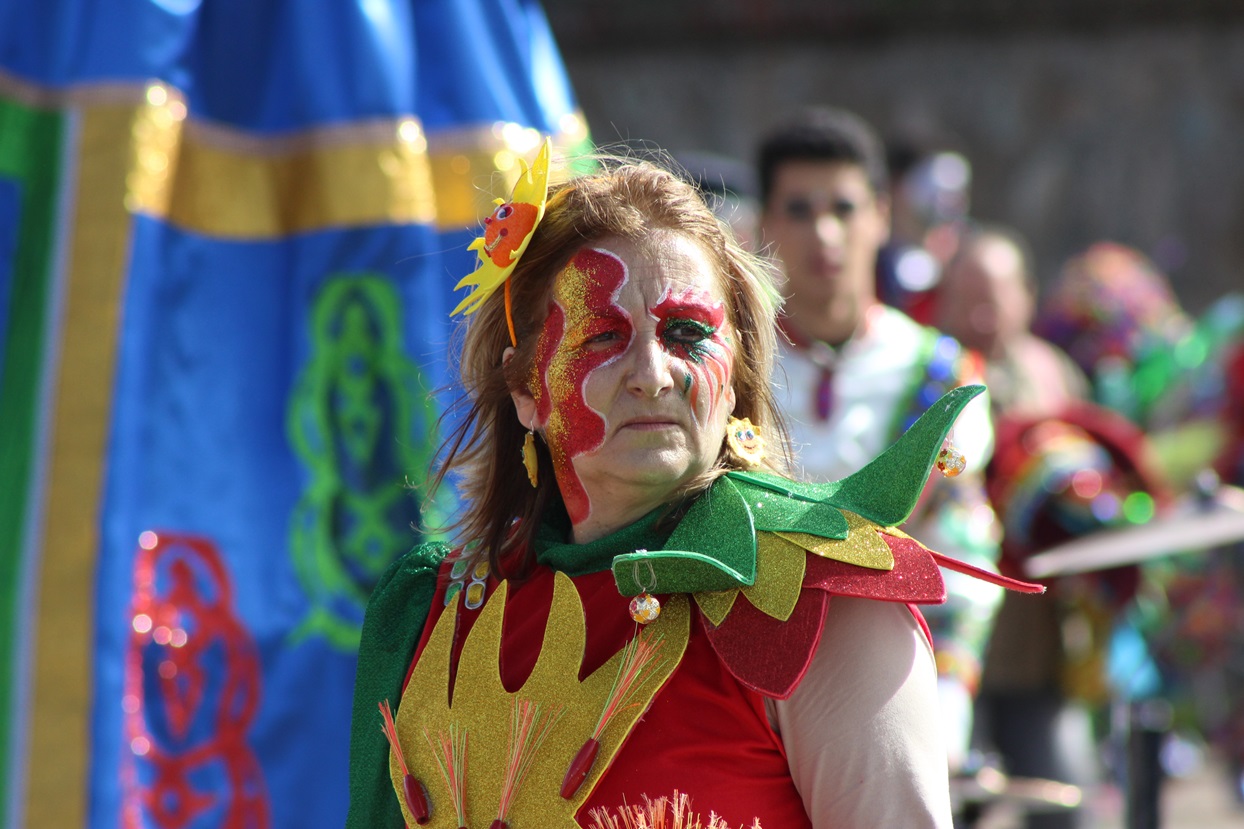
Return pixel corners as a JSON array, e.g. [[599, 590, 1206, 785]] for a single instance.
[[523, 232, 737, 527]]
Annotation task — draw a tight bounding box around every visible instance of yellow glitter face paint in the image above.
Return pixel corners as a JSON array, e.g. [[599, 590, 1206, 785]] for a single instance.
[[531, 248, 634, 525]]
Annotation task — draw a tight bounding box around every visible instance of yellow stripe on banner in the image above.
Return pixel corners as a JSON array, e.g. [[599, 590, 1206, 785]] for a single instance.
[[6, 73, 593, 240], [125, 84, 439, 238], [425, 113, 588, 229], [124, 81, 589, 238], [26, 104, 135, 829]]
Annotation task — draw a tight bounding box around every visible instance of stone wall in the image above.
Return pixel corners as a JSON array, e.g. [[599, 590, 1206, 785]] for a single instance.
[[549, 20, 1244, 314]]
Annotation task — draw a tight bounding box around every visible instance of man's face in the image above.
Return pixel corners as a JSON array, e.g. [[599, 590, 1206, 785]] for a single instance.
[[761, 160, 890, 313]]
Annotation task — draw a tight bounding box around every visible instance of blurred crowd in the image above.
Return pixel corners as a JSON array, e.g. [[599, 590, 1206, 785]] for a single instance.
[[679, 109, 1244, 828]]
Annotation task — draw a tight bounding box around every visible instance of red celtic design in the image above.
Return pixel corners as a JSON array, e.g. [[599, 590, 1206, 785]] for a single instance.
[[122, 532, 269, 829]]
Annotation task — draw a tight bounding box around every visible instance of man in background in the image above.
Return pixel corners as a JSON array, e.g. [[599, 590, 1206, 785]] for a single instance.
[[758, 106, 1003, 774]]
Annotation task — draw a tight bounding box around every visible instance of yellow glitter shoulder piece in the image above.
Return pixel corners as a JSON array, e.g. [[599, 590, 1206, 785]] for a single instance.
[[775, 510, 897, 570], [693, 588, 739, 628], [694, 512, 904, 629], [450, 138, 552, 317], [695, 534, 805, 627], [392, 573, 690, 828]]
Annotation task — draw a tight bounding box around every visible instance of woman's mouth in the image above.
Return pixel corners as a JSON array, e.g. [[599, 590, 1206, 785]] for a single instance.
[[620, 418, 678, 431]]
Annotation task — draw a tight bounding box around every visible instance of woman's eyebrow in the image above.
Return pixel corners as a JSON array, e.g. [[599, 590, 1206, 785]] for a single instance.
[[651, 298, 724, 323]]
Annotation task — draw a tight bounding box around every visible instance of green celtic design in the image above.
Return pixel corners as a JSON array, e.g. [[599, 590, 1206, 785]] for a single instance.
[[287, 274, 449, 650]]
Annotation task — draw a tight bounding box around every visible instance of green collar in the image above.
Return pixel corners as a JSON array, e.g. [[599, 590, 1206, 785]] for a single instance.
[[528, 385, 983, 597], [534, 506, 672, 577]]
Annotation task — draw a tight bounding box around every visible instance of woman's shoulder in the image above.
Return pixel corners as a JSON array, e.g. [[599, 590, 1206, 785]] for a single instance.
[[380, 539, 453, 586]]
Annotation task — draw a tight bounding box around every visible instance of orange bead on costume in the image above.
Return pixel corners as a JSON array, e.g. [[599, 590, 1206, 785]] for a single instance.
[[935, 444, 966, 477]]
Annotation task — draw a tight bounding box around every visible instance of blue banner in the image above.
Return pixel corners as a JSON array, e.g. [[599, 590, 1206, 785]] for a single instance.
[[0, 2, 587, 827]]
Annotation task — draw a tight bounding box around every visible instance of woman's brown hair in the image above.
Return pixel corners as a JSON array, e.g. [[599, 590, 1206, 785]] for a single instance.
[[430, 156, 788, 577]]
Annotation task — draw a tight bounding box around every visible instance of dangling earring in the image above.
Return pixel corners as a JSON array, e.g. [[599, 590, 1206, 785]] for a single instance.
[[726, 416, 765, 466], [521, 418, 539, 487], [935, 433, 966, 478]]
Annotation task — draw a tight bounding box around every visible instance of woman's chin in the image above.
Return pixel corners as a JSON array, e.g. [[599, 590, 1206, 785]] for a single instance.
[[578, 449, 711, 495]]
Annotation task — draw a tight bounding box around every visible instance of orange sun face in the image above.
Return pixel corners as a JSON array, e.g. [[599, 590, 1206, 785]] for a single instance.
[[482, 201, 539, 267], [451, 139, 552, 318]]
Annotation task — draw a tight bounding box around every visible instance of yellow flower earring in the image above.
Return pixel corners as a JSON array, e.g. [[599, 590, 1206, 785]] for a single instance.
[[726, 416, 765, 466]]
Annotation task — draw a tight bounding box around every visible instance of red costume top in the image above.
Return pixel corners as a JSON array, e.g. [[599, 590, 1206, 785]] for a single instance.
[[345, 386, 1040, 828]]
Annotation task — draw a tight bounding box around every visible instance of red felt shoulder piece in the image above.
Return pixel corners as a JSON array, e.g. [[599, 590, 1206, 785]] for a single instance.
[[928, 550, 1045, 594], [702, 588, 829, 700], [802, 533, 947, 603], [698, 534, 1042, 700], [701, 534, 947, 699]]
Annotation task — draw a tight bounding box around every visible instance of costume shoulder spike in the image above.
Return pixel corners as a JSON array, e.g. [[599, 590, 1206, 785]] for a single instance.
[[450, 139, 552, 317], [827, 384, 985, 525], [726, 385, 987, 529]]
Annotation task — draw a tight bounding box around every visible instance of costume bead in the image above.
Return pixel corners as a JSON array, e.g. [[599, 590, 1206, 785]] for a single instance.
[[936, 445, 967, 477], [629, 593, 661, 624]]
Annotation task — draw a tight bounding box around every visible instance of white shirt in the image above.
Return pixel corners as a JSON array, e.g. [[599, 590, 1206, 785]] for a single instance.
[[773, 305, 994, 482]]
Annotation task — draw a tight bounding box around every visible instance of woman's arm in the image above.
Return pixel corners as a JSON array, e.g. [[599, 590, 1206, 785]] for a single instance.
[[767, 596, 953, 829]]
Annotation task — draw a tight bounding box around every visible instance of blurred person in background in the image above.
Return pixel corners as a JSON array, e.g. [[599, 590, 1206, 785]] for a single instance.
[[757, 106, 1004, 775], [1035, 242, 1244, 811], [1034, 242, 1244, 483], [876, 130, 973, 326], [982, 406, 1166, 829], [937, 223, 1125, 829], [1209, 342, 1244, 801], [936, 223, 1089, 421]]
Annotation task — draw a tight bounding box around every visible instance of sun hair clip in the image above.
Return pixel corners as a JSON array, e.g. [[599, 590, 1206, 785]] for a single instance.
[[450, 138, 553, 347]]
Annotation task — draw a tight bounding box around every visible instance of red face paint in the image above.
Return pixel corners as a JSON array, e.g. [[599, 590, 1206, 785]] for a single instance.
[[531, 249, 632, 525], [531, 240, 737, 531], [651, 286, 733, 428]]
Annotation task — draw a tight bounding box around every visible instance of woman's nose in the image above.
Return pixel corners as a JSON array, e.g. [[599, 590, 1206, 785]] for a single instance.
[[626, 337, 674, 397]]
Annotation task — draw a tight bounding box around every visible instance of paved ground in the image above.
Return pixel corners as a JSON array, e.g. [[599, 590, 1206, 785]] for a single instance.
[[967, 752, 1243, 828], [1093, 754, 1244, 829]]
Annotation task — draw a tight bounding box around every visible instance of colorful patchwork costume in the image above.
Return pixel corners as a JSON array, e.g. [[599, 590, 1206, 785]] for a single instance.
[[345, 386, 1039, 828]]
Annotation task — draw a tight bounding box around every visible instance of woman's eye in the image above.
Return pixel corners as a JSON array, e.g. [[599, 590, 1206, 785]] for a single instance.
[[665, 321, 714, 344], [584, 330, 621, 347]]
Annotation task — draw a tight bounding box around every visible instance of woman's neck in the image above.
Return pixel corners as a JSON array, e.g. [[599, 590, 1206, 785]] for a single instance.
[[565, 480, 679, 545]]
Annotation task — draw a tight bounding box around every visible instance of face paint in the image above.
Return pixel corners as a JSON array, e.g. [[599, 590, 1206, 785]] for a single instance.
[[528, 235, 738, 535], [531, 248, 632, 525], [651, 286, 733, 428]]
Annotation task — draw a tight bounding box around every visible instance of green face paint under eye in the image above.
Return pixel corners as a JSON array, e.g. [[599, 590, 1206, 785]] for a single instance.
[[650, 288, 733, 427], [662, 318, 717, 364]]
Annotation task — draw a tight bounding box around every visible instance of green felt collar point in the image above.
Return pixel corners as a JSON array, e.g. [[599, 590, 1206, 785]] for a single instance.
[[613, 548, 754, 595]]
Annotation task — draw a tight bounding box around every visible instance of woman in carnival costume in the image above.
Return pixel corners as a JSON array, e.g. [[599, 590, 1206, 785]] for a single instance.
[[345, 142, 1040, 829]]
